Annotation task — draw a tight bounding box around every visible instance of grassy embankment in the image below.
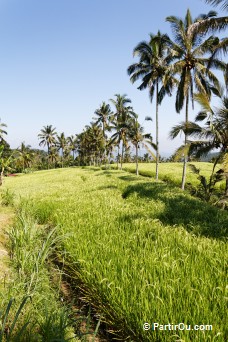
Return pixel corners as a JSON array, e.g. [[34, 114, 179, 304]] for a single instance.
[[1, 165, 228, 341], [0, 206, 80, 341]]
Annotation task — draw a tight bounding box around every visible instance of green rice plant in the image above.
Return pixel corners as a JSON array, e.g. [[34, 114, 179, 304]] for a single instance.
[[110, 162, 224, 189], [38, 305, 75, 342], [1, 189, 14, 207], [3, 167, 228, 341], [0, 297, 30, 342], [3, 207, 81, 341]]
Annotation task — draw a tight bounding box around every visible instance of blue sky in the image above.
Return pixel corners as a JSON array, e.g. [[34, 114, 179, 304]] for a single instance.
[[0, 0, 226, 156]]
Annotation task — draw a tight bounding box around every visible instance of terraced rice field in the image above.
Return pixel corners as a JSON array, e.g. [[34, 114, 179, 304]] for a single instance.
[[2, 166, 228, 341], [110, 162, 224, 189]]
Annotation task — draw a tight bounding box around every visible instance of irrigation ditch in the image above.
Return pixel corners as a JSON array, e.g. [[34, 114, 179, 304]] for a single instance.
[[52, 252, 115, 342]]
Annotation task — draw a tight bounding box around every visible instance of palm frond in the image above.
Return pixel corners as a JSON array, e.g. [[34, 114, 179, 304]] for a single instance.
[[188, 16, 228, 36], [194, 93, 213, 113], [188, 163, 200, 174], [173, 144, 191, 161], [205, 0, 228, 12]]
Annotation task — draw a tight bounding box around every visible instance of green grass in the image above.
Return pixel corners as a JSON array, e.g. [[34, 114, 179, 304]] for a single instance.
[[110, 162, 225, 189], [2, 166, 228, 341], [0, 205, 81, 341]]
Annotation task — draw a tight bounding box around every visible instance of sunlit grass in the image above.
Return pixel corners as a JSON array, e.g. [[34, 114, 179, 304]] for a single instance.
[[2, 167, 228, 341], [111, 162, 224, 188]]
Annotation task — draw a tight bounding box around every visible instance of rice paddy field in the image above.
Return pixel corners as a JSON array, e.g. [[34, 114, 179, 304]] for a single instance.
[[2, 164, 228, 341], [110, 162, 225, 189]]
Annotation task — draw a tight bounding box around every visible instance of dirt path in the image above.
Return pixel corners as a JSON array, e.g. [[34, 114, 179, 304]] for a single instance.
[[0, 209, 14, 288]]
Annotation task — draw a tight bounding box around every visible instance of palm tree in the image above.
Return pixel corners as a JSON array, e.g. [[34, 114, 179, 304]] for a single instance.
[[77, 124, 104, 166], [67, 135, 77, 161], [166, 9, 225, 189], [49, 146, 59, 168], [38, 125, 57, 169], [57, 132, 67, 168], [17, 142, 33, 172], [127, 31, 174, 180], [128, 116, 156, 175], [170, 90, 228, 195], [110, 94, 134, 170], [93, 102, 112, 166]]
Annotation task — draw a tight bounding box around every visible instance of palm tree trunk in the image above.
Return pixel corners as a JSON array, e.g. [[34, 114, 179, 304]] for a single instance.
[[225, 176, 228, 196], [136, 144, 139, 176], [0, 169, 4, 186], [181, 91, 189, 190], [47, 143, 50, 170], [121, 141, 124, 170], [155, 80, 159, 180], [103, 124, 107, 169], [117, 145, 119, 170]]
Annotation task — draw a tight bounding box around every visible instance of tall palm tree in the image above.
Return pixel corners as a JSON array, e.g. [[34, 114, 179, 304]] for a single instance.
[[110, 94, 134, 170], [128, 116, 156, 175], [93, 102, 112, 166], [166, 9, 225, 189], [38, 125, 57, 169], [127, 31, 174, 180], [67, 135, 77, 161], [57, 132, 67, 168]]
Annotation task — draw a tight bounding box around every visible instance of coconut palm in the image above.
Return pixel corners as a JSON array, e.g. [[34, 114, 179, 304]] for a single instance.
[[38, 125, 57, 169], [67, 135, 77, 161], [166, 9, 225, 189], [110, 94, 134, 170], [49, 146, 59, 168], [127, 31, 175, 180], [128, 116, 156, 175], [56, 132, 67, 168], [77, 124, 104, 166], [17, 142, 34, 172], [170, 90, 228, 196], [93, 102, 112, 166]]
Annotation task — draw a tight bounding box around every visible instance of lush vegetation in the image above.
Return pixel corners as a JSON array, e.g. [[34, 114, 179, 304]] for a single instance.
[[2, 167, 227, 341], [0, 0, 227, 340]]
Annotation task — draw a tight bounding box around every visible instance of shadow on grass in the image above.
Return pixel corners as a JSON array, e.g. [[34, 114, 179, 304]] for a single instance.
[[118, 175, 139, 182], [122, 182, 228, 239], [97, 185, 118, 190]]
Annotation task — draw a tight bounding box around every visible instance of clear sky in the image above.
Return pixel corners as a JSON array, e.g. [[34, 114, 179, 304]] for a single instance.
[[0, 0, 226, 156]]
